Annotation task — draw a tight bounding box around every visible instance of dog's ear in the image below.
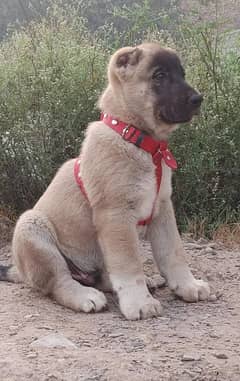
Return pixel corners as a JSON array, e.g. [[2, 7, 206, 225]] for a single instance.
[[109, 47, 143, 82], [116, 47, 142, 68]]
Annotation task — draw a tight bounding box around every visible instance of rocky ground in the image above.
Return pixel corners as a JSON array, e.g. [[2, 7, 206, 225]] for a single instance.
[[0, 219, 239, 381]]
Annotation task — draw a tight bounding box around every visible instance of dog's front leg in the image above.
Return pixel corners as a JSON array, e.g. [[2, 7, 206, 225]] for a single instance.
[[94, 210, 162, 320], [148, 200, 210, 302]]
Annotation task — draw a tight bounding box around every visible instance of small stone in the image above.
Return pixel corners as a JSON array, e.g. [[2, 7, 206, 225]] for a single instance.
[[30, 333, 78, 349], [46, 374, 58, 380], [24, 313, 40, 319], [214, 353, 228, 359], [183, 370, 196, 378], [182, 353, 201, 362], [24, 314, 34, 319], [216, 291, 223, 299], [210, 250, 217, 255], [206, 246, 213, 253], [9, 331, 17, 336], [200, 247, 218, 255], [109, 333, 124, 338], [9, 325, 19, 330], [209, 294, 217, 302], [37, 325, 54, 331], [197, 238, 209, 245], [26, 353, 38, 359], [185, 243, 203, 250], [146, 274, 166, 289], [208, 242, 219, 249]]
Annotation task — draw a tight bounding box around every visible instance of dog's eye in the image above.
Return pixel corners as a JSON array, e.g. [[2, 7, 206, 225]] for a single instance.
[[153, 71, 167, 81]]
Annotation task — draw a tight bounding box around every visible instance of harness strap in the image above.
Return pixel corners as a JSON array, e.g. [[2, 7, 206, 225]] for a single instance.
[[75, 114, 177, 226], [74, 158, 88, 199]]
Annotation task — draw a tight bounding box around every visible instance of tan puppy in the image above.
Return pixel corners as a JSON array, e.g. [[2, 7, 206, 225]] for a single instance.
[[0, 43, 210, 320]]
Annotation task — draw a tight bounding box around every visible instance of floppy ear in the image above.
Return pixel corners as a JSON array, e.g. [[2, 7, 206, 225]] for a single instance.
[[108, 47, 143, 82], [116, 47, 142, 68]]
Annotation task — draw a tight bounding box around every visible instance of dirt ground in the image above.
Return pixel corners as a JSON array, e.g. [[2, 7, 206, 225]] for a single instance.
[[0, 226, 239, 381]]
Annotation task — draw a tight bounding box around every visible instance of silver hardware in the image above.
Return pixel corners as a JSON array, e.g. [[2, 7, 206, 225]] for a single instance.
[[122, 126, 130, 137]]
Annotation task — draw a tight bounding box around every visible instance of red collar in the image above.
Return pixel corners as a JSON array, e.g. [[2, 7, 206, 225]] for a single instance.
[[100, 113, 177, 170]]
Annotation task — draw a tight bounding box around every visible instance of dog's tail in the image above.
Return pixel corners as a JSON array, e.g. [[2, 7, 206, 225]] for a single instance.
[[0, 264, 22, 283]]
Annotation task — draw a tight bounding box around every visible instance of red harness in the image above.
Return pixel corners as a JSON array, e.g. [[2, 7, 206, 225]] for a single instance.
[[74, 114, 177, 226]]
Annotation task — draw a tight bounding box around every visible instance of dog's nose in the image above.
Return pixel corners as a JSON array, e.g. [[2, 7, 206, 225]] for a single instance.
[[189, 94, 203, 106]]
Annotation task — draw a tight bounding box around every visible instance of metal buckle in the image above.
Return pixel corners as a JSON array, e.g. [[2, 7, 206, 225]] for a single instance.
[[122, 125, 130, 138]]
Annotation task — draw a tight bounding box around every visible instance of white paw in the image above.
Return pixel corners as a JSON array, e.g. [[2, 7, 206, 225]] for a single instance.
[[174, 279, 210, 302], [78, 288, 107, 313], [119, 291, 163, 320]]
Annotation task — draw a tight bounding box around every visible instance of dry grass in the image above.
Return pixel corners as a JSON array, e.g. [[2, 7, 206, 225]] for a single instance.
[[185, 217, 209, 240], [213, 223, 240, 249], [185, 218, 240, 249], [0, 207, 15, 243]]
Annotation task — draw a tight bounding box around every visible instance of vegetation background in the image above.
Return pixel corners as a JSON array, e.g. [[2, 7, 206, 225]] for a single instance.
[[0, 0, 239, 240]]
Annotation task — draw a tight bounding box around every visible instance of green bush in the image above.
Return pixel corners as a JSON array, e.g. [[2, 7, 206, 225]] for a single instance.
[[0, 1, 239, 236], [0, 5, 108, 211], [171, 21, 240, 234]]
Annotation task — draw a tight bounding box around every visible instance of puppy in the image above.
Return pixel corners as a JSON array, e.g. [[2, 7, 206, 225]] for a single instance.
[[0, 43, 210, 320]]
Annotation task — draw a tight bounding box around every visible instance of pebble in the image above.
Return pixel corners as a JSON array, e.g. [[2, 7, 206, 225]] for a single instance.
[[209, 294, 217, 302], [214, 353, 228, 359], [185, 243, 203, 250], [24, 314, 34, 319], [197, 238, 209, 245], [205, 246, 217, 255], [37, 325, 54, 331], [181, 353, 201, 362], [9, 331, 17, 336], [200, 247, 218, 255], [46, 374, 58, 380], [24, 313, 40, 320], [183, 370, 196, 378], [109, 333, 124, 338], [26, 353, 38, 359], [30, 333, 78, 349]]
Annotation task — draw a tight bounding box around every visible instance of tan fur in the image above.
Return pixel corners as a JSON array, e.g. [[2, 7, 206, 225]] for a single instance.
[[9, 43, 210, 320]]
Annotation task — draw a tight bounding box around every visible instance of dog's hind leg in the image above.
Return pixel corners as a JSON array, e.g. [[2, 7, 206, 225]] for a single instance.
[[12, 210, 107, 312]]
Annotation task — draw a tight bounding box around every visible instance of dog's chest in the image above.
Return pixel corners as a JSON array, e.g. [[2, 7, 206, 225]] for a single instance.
[[136, 161, 172, 222], [137, 172, 156, 221]]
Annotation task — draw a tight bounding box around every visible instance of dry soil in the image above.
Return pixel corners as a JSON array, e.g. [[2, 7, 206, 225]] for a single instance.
[[0, 230, 239, 381]]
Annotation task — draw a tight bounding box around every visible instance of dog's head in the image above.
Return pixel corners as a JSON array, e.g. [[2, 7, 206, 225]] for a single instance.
[[101, 43, 202, 139]]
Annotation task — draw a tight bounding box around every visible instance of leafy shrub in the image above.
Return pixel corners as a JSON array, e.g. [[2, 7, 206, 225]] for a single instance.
[[171, 20, 240, 234], [0, 4, 108, 211]]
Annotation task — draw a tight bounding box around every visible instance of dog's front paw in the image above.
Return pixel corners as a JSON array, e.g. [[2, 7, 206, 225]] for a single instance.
[[119, 291, 163, 320], [77, 288, 107, 313], [173, 279, 210, 302]]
